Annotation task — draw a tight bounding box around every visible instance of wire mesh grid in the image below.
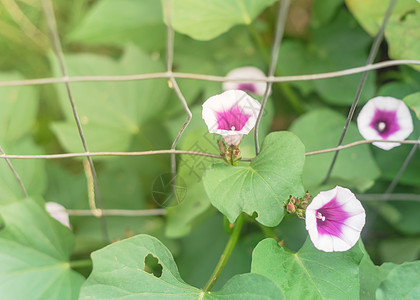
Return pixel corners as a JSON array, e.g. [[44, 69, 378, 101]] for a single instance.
[[1, 0, 420, 231]]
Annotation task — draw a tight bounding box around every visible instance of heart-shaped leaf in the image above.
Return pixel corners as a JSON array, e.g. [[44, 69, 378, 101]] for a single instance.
[[0, 198, 84, 300], [251, 237, 364, 299], [203, 131, 305, 226], [79, 234, 283, 299]]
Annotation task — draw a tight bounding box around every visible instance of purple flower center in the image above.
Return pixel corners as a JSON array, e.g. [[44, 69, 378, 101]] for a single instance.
[[216, 105, 250, 131], [316, 197, 349, 238], [369, 108, 400, 139], [237, 83, 257, 94]]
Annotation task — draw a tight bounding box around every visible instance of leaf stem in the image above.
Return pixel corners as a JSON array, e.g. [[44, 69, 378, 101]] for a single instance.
[[202, 213, 245, 292], [70, 258, 92, 269]]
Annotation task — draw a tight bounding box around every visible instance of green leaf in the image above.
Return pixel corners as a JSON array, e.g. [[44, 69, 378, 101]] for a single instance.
[[251, 238, 364, 299], [404, 92, 420, 119], [290, 108, 380, 192], [346, 0, 420, 70], [0, 138, 46, 204], [51, 45, 169, 154], [0, 198, 85, 300], [277, 10, 376, 105], [312, 0, 344, 27], [378, 237, 420, 264], [203, 131, 305, 226], [79, 234, 283, 299], [0, 72, 38, 145], [165, 0, 277, 40], [69, 0, 166, 51], [376, 261, 420, 299], [359, 249, 396, 300]]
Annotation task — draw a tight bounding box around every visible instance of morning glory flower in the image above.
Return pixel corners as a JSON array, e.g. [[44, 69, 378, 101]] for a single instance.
[[305, 186, 365, 252], [45, 202, 71, 229], [223, 66, 268, 96], [357, 96, 413, 150], [202, 90, 261, 146]]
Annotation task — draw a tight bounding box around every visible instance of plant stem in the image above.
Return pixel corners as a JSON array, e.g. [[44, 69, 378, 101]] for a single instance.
[[202, 213, 245, 292], [70, 258, 92, 269]]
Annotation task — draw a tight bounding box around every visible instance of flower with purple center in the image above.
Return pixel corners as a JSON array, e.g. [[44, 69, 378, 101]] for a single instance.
[[202, 90, 261, 146], [223, 66, 268, 96], [357, 96, 413, 150], [305, 186, 365, 252]]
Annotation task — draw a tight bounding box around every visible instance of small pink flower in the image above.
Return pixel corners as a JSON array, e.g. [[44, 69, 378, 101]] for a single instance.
[[357, 96, 413, 150], [305, 186, 365, 252], [223, 67, 268, 96], [45, 202, 71, 229], [202, 90, 261, 146]]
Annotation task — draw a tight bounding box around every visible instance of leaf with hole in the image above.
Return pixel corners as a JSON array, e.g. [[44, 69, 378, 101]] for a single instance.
[[0, 198, 85, 300], [202, 131, 305, 227], [79, 234, 283, 299], [251, 237, 364, 299], [164, 0, 278, 40]]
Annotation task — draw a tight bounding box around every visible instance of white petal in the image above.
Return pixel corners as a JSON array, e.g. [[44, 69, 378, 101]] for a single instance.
[[202, 90, 261, 145], [223, 134, 243, 146], [45, 202, 71, 229], [223, 66, 268, 96]]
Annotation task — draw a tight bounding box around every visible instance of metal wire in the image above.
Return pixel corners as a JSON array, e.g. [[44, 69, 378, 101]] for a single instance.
[[41, 0, 109, 240], [322, 0, 398, 185], [0, 0, 418, 219]]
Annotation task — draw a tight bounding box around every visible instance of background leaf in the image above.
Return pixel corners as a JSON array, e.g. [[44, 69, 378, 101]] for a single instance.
[[290, 108, 380, 192], [69, 0, 166, 51], [51, 45, 170, 154], [376, 261, 420, 299], [165, 0, 278, 40]]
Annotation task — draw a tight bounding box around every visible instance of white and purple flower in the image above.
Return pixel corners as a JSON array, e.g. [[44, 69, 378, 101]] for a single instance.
[[357, 96, 413, 150], [45, 202, 71, 229], [305, 186, 365, 252], [223, 66, 268, 96], [202, 90, 261, 146]]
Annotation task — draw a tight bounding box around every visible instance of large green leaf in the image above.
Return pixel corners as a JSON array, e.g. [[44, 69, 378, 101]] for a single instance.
[[51, 45, 169, 154], [290, 108, 380, 192], [79, 234, 283, 299], [69, 0, 166, 51], [376, 261, 420, 299], [164, 0, 277, 40], [277, 10, 376, 105], [203, 131, 305, 226], [346, 0, 420, 70], [0, 198, 85, 299], [251, 238, 364, 299]]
